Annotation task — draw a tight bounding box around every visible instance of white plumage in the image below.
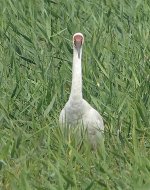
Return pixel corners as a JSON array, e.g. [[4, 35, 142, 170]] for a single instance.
[[59, 33, 104, 149]]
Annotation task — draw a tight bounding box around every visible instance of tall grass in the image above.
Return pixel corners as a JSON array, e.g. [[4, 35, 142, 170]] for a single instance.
[[0, 0, 150, 189]]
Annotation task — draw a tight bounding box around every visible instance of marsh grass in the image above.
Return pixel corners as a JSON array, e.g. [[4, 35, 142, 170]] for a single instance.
[[0, 0, 150, 189]]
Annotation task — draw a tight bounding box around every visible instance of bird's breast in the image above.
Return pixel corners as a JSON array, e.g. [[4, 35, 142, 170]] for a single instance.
[[64, 102, 84, 125]]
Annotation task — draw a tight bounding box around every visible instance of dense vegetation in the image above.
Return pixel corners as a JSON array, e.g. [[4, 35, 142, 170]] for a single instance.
[[0, 0, 150, 189]]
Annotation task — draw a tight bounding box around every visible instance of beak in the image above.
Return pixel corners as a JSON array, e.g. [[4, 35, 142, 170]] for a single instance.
[[75, 41, 82, 58]]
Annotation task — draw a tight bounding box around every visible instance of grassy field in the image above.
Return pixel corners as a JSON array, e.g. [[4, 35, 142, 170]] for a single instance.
[[0, 0, 150, 189]]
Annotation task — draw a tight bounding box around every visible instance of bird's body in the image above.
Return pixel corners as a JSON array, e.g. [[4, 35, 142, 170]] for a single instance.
[[59, 33, 104, 148]]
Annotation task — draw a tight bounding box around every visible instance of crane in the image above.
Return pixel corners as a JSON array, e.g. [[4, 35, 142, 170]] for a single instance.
[[59, 33, 104, 149]]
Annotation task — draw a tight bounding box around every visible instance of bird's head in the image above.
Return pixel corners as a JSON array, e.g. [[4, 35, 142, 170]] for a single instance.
[[73, 33, 84, 58]]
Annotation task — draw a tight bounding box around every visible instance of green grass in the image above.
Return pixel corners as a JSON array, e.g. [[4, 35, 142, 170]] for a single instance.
[[0, 0, 150, 189]]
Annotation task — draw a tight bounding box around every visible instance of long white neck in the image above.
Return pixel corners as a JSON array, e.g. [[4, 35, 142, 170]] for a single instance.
[[69, 47, 83, 103]]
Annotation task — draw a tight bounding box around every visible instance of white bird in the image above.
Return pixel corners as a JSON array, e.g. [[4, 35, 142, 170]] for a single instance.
[[59, 33, 104, 149]]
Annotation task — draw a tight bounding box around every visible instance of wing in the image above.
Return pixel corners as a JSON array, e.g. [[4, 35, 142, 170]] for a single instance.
[[82, 104, 104, 149], [59, 108, 66, 125]]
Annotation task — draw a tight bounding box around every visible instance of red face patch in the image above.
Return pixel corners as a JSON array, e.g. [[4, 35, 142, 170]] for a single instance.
[[73, 35, 83, 44]]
